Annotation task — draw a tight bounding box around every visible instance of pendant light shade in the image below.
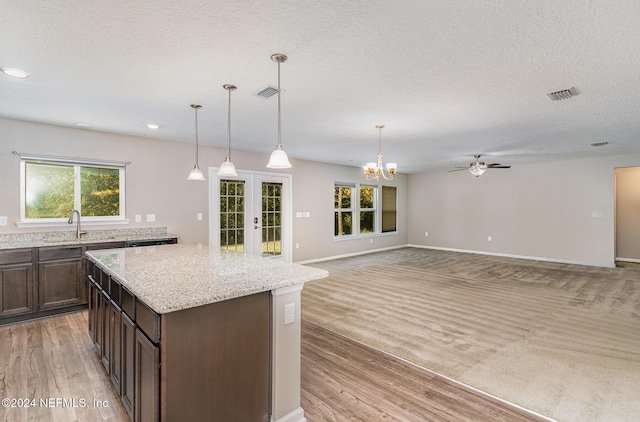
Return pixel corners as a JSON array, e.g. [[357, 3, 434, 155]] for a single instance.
[[217, 84, 238, 177], [187, 104, 206, 181], [266, 53, 292, 169]]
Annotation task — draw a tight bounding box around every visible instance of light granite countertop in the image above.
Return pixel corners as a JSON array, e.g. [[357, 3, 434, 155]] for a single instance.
[[86, 243, 329, 314], [0, 228, 177, 250]]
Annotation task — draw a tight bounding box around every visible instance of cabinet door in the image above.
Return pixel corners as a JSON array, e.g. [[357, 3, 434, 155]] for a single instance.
[[38, 259, 83, 310], [135, 329, 159, 422], [88, 280, 97, 342], [101, 290, 111, 373], [0, 263, 34, 317], [121, 313, 135, 421], [109, 300, 122, 394]]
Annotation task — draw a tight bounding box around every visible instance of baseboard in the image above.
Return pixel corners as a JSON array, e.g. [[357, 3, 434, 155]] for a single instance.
[[295, 245, 406, 265], [272, 406, 306, 422], [297, 243, 615, 268], [616, 257, 640, 263], [408, 244, 616, 268]]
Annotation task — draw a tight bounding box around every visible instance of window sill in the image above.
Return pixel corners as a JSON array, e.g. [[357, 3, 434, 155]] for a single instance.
[[15, 219, 130, 228], [333, 231, 398, 241]]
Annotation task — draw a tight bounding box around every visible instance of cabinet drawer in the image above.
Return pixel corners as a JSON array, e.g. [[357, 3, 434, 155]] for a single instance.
[[109, 277, 121, 306], [0, 249, 33, 265], [121, 287, 135, 320], [38, 246, 82, 261], [136, 300, 159, 344]]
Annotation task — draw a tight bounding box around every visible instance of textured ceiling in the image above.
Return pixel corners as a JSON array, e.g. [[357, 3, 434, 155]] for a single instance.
[[2, 0, 640, 173]]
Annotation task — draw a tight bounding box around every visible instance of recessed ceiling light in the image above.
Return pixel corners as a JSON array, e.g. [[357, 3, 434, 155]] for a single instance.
[[74, 123, 91, 129], [146, 123, 160, 130], [1, 66, 30, 79]]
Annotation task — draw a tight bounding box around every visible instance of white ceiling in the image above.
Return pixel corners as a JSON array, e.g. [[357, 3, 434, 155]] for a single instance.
[[2, 0, 640, 173]]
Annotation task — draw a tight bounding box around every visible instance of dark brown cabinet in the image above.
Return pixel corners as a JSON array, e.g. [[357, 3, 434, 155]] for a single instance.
[[0, 249, 35, 317], [121, 312, 136, 421], [135, 329, 160, 422], [38, 246, 83, 310]]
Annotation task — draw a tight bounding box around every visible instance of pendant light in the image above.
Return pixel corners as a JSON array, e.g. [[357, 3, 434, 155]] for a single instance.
[[187, 104, 206, 181], [266, 53, 292, 169], [217, 84, 238, 177]]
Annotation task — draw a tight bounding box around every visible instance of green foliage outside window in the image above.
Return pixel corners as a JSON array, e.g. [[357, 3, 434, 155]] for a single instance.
[[24, 161, 122, 219]]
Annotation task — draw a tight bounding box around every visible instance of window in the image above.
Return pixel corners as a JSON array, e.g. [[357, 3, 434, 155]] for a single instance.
[[334, 183, 397, 237], [20, 155, 125, 224], [381, 186, 397, 232], [359, 185, 376, 234], [334, 184, 353, 236]]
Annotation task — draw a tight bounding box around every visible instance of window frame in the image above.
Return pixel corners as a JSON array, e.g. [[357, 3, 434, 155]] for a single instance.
[[334, 182, 398, 239], [334, 183, 355, 237], [17, 155, 128, 227]]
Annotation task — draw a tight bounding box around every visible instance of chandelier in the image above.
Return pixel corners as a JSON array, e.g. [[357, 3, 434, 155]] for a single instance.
[[362, 125, 397, 180]]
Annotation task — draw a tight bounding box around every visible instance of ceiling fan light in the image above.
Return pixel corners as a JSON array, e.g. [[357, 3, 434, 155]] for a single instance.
[[217, 158, 238, 177], [468, 166, 486, 177], [187, 164, 206, 181], [267, 146, 292, 169]]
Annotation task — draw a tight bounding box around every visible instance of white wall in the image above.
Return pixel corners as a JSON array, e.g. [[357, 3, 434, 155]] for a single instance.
[[615, 166, 640, 261], [408, 154, 640, 267], [0, 117, 408, 262]]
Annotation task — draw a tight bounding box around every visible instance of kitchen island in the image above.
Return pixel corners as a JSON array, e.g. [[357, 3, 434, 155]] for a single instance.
[[86, 243, 328, 422]]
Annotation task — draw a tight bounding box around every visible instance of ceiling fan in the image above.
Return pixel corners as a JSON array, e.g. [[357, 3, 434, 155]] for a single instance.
[[448, 154, 511, 177]]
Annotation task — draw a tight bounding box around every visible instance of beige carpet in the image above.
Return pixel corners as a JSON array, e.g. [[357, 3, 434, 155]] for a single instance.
[[301, 248, 640, 422]]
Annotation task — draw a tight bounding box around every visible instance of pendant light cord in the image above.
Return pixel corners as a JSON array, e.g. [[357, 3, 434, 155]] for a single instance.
[[277, 58, 282, 148], [227, 87, 232, 158], [194, 106, 200, 165]]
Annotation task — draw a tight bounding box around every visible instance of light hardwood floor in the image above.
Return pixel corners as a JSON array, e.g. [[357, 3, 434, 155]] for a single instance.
[[0, 311, 128, 422], [301, 320, 542, 422], [1, 310, 542, 422]]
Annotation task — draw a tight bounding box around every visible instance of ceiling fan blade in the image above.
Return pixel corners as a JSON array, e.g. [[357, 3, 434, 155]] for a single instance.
[[487, 165, 511, 169], [447, 168, 468, 172]]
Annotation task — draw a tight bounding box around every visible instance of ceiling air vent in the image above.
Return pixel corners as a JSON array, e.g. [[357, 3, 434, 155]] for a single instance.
[[547, 87, 577, 101], [256, 86, 279, 99]]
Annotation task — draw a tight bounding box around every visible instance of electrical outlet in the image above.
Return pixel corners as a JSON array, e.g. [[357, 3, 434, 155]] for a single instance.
[[284, 303, 295, 325], [425, 231, 429, 237], [488, 236, 492, 242], [135, 214, 141, 223], [0, 216, 7, 226], [295, 243, 300, 249], [197, 213, 203, 221]]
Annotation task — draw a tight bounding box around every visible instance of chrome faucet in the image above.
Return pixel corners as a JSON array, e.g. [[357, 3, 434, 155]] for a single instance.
[[68, 210, 87, 239]]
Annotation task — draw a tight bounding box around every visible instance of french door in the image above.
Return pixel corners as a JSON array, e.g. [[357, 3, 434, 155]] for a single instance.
[[210, 169, 292, 261]]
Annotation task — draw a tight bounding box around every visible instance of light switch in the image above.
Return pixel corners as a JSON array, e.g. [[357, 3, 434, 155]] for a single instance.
[[146, 214, 156, 222]]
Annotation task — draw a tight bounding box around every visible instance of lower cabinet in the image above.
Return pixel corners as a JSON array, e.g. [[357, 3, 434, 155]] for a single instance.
[[135, 329, 160, 422], [121, 313, 136, 421], [38, 246, 83, 310], [88, 270, 160, 422], [0, 249, 34, 317]]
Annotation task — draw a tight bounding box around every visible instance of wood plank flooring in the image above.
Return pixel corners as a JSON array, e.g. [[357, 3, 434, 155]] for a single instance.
[[0, 311, 128, 422], [2, 310, 543, 422], [301, 320, 543, 422]]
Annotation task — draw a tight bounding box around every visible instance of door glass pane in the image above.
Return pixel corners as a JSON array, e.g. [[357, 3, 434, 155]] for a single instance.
[[220, 179, 245, 252], [262, 182, 282, 257]]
